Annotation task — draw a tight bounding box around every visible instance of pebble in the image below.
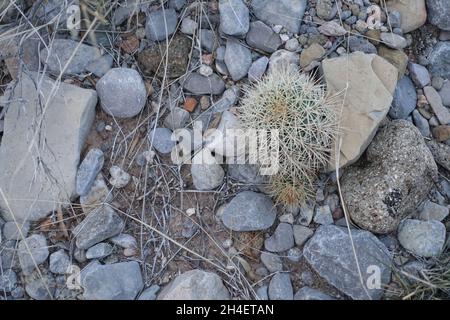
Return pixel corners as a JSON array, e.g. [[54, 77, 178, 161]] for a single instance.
[[86, 54, 113, 78], [424, 86, 450, 125], [427, 0, 450, 31], [313, 205, 333, 225], [163, 107, 190, 130], [182, 72, 226, 95], [264, 223, 295, 252], [300, 43, 325, 68], [292, 225, 314, 246], [397, 219, 446, 258], [268, 49, 299, 72], [298, 203, 314, 226], [286, 247, 302, 262], [97, 68, 147, 118], [76, 148, 104, 196], [145, 9, 178, 41], [191, 149, 225, 190], [348, 36, 377, 54], [18, 234, 49, 275], [221, 191, 277, 231], [219, 0, 249, 36], [248, 56, 269, 82], [428, 42, 450, 79], [49, 249, 71, 274], [2, 221, 30, 240], [418, 200, 449, 221], [73, 205, 124, 250], [390, 76, 417, 119], [181, 17, 197, 35], [412, 110, 430, 137], [224, 39, 252, 81], [380, 32, 407, 49], [246, 21, 282, 53], [86, 242, 113, 259], [318, 21, 347, 36], [148, 127, 175, 154], [261, 252, 283, 272], [0, 269, 17, 292], [294, 287, 335, 300], [251, 0, 307, 33], [109, 165, 131, 188], [409, 63, 430, 88], [268, 273, 293, 300], [439, 81, 450, 106], [138, 285, 160, 300], [110, 234, 138, 249]]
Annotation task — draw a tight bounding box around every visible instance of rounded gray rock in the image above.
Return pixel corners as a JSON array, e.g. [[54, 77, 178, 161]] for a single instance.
[[397, 219, 446, 257], [221, 191, 277, 231], [96, 68, 147, 118], [219, 0, 249, 36], [148, 127, 175, 154], [18, 234, 49, 275], [268, 273, 293, 300]]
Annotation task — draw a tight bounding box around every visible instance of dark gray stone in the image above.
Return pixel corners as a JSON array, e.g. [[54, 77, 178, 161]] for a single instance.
[[145, 9, 178, 41], [428, 41, 450, 79], [86, 242, 113, 259], [348, 36, 377, 54], [246, 21, 282, 53], [182, 73, 226, 95], [294, 286, 335, 300], [148, 127, 175, 154], [390, 76, 417, 119], [265, 223, 295, 252], [49, 249, 71, 274], [303, 225, 392, 300]]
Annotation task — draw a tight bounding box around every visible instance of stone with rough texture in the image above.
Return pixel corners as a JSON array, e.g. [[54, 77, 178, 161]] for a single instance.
[[49, 249, 71, 274], [2, 221, 29, 240], [251, 0, 307, 33], [138, 285, 160, 300], [294, 287, 335, 300], [300, 43, 325, 68], [397, 219, 446, 257], [426, 0, 450, 31], [86, 54, 113, 78], [348, 36, 377, 54], [219, 0, 249, 36], [221, 191, 276, 231], [261, 252, 283, 272], [81, 261, 143, 300], [224, 39, 252, 81], [137, 35, 191, 79], [0, 269, 17, 292], [18, 234, 49, 275], [428, 42, 450, 79], [268, 49, 299, 73], [264, 223, 295, 252], [316, 0, 337, 20], [426, 140, 450, 172], [323, 52, 398, 169], [145, 9, 178, 41], [293, 225, 314, 246], [80, 175, 112, 213], [76, 148, 104, 196], [109, 165, 131, 188], [304, 225, 392, 300], [390, 76, 417, 119], [268, 273, 293, 300], [380, 33, 407, 50], [378, 46, 408, 78], [158, 269, 230, 300], [40, 39, 101, 75], [318, 21, 347, 36], [313, 205, 333, 225], [182, 73, 225, 95], [148, 128, 175, 154], [387, 0, 427, 33], [96, 68, 147, 118], [73, 205, 124, 249], [0, 72, 97, 222], [248, 56, 269, 81], [341, 120, 438, 234], [86, 242, 113, 259], [246, 21, 282, 53]]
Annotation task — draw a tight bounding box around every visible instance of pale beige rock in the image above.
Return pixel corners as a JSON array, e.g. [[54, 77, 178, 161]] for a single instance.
[[158, 269, 230, 300], [387, 0, 427, 33], [323, 52, 398, 169], [0, 72, 97, 221], [300, 43, 325, 68]]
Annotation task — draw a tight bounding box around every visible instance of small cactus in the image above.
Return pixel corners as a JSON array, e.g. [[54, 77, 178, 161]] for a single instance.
[[238, 66, 340, 206]]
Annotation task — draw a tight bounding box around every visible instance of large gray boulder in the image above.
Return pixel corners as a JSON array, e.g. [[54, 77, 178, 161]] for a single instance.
[[341, 120, 438, 234], [0, 72, 97, 222], [303, 225, 392, 300], [157, 269, 230, 300]]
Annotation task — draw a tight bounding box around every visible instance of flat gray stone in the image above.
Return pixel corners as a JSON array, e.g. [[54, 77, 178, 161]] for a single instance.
[[246, 21, 282, 53], [390, 76, 417, 119], [412, 110, 430, 137], [86, 242, 113, 259], [40, 39, 101, 75], [293, 225, 314, 246], [221, 191, 277, 231], [397, 219, 446, 257], [138, 285, 160, 300], [163, 107, 190, 130], [303, 225, 392, 300], [81, 261, 144, 299], [380, 32, 407, 50], [268, 273, 293, 300], [424, 86, 450, 125], [313, 205, 333, 225], [0, 72, 97, 222], [439, 81, 450, 106], [158, 269, 230, 300], [182, 73, 226, 95], [224, 39, 252, 81], [145, 9, 178, 41], [219, 0, 249, 36], [76, 148, 104, 196], [251, 0, 307, 33], [18, 234, 49, 275], [73, 205, 124, 249], [2, 221, 30, 240], [86, 54, 113, 77], [265, 223, 295, 252], [96, 68, 147, 118]]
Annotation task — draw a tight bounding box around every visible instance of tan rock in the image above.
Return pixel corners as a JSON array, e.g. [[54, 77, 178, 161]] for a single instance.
[[300, 43, 325, 68], [387, 0, 427, 33], [323, 52, 398, 169], [378, 46, 408, 78], [0, 72, 97, 221]]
